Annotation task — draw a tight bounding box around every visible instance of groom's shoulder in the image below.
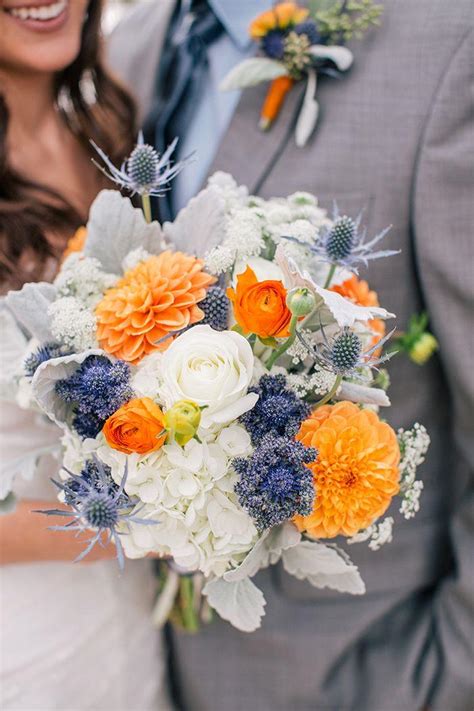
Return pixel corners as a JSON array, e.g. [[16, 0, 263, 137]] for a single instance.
[[107, 0, 176, 120]]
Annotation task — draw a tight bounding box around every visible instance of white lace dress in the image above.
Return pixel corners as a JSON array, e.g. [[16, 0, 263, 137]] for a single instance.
[[0, 307, 172, 711]]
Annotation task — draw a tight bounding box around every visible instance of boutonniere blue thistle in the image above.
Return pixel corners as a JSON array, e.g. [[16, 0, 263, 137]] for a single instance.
[[220, 0, 382, 147]]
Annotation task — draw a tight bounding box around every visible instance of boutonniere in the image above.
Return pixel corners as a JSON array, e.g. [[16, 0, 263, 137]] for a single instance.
[[220, 1, 382, 147]]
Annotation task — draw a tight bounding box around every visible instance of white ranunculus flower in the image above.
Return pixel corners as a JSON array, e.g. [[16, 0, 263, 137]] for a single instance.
[[160, 325, 258, 428]]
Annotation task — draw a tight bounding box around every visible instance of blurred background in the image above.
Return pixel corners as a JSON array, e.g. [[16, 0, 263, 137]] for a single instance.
[[103, 0, 147, 34]]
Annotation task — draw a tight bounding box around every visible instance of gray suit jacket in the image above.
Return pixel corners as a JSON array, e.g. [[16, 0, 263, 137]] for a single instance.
[[108, 2, 474, 709]]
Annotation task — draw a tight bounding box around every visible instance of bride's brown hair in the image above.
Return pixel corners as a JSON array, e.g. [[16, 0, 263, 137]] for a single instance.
[[0, 0, 136, 288]]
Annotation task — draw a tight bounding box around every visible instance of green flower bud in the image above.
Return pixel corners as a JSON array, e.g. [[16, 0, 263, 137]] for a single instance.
[[409, 333, 438, 366], [286, 287, 316, 317], [164, 400, 202, 446]]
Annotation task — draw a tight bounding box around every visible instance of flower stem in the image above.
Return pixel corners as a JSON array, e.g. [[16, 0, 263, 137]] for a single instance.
[[313, 374, 342, 409], [179, 576, 199, 633], [324, 263, 336, 289], [141, 193, 152, 223], [265, 315, 298, 370]]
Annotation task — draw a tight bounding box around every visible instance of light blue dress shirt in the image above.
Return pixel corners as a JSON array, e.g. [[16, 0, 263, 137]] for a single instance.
[[173, 0, 269, 212]]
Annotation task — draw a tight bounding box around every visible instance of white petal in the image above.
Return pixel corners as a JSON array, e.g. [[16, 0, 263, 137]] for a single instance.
[[203, 392, 259, 427]]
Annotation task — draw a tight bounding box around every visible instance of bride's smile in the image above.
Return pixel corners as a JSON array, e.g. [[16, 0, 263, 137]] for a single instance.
[[1, 0, 69, 32]]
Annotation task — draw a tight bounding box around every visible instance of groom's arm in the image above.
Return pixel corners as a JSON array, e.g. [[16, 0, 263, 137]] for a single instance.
[[413, 27, 474, 711]]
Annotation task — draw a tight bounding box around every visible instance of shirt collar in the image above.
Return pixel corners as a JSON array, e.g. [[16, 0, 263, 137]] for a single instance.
[[209, 0, 269, 50]]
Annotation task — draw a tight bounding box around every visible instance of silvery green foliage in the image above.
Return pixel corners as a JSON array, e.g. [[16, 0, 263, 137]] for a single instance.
[[0, 492, 16, 514], [163, 185, 227, 257], [0, 304, 28, 400], [31, 349, 112, 428], [281, 540, 366, 594], [202, 577, 267, 633], [5, 282, 57, 342], [202, 522, 301, 631], [224, 522, 301, 582], [220, 57, 289, 91], [336, 381, 390, 407], [84, 190, 165, 274]]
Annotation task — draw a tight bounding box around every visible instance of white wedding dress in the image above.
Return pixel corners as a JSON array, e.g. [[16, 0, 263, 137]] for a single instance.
[[0, 307, 172, 711]]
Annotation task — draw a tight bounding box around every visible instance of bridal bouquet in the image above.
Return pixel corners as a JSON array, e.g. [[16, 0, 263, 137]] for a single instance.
[[3, 144, 430, 632]]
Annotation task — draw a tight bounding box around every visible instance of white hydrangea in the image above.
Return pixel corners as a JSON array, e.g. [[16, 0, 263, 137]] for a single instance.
[[207, 172, 249, 209], [54, 253, 116, 308], [49, 297, 97, 351], [131, 351, 164, 399], [97, 433, 257, 576], [121, 247, 151, 272]]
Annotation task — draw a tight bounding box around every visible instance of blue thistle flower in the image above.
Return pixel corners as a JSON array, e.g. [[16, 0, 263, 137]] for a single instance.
[[283, 204, 399, 273], [262, 30, 286, 59], [199, 286, 229, 331], [239, 374, 310, 445], [40, 458, 156, 569], [234, 434, 316, 531], [298, 324, 396, 379], [55, 356, 133, 438], [24, 342, 70, 378], [294, 20, 322, 46], [91, 132, 188, 197]]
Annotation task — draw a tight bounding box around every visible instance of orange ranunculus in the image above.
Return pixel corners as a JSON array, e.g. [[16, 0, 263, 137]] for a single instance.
[[62, 226, 87, 261], [294, 401, 400, 538], [103, 397, 166, 455], [95, 251, 215, 364], [331, 275, 386, 353], [249, 2, 309, 39], [227, 266, 292, 339]]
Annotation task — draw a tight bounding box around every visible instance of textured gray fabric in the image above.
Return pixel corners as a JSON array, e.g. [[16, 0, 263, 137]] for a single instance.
[[109, 2, 474, 709]]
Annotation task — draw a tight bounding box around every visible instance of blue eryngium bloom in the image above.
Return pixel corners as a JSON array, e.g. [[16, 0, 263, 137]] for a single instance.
[[298, 323, 396, 379], [284, 204, 399, 273], [40, 458, 156, 569], [91, 132, 187, 197]]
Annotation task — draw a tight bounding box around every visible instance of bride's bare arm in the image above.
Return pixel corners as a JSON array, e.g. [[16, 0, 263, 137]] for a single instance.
[[0, 499, 116, 565]]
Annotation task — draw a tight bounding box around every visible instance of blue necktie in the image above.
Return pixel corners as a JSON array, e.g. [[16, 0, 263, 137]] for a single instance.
[[143, 1, 224, 222]]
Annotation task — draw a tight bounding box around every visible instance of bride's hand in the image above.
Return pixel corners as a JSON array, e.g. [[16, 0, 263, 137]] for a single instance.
[[0, 499, 117, 565]]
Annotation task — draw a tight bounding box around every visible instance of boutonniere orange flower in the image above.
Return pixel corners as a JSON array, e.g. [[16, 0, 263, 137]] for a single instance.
[[221, 1, 382, 146]]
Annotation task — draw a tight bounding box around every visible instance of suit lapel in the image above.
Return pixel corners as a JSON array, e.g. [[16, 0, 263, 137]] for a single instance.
[[206, 81, 305, 194]]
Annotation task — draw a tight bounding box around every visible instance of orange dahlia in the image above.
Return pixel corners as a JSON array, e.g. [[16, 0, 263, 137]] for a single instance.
[[95, 251, 215, 364], [331, 275, 386, 352], [295, 401, 400, 538], [249, 2, 308, 39], [62, 226, 87, 261]]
